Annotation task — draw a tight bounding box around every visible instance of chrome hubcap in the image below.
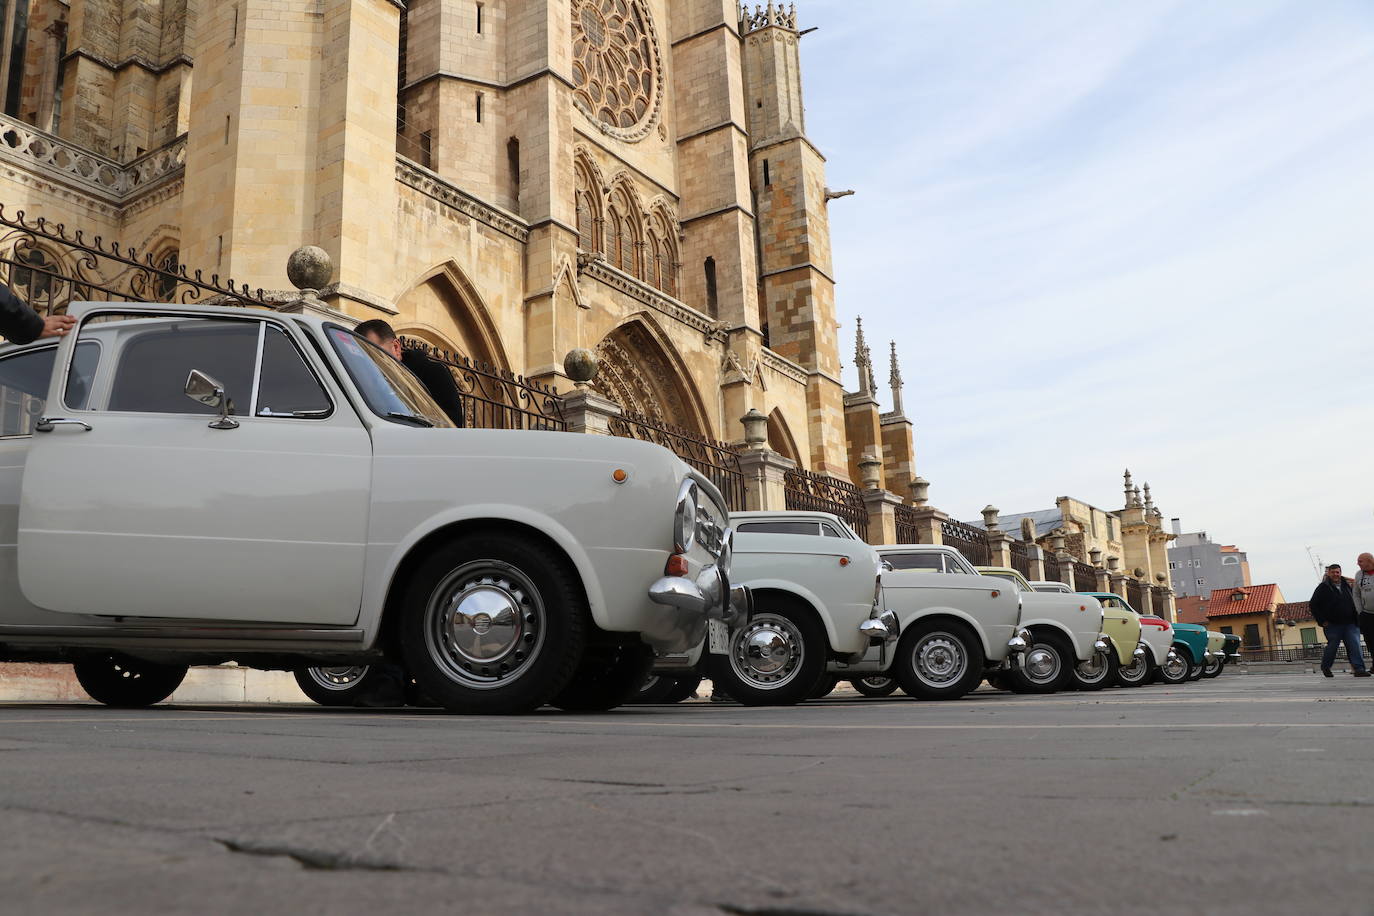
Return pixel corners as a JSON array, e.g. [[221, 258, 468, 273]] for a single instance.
[[306, 666, 370, 691], [860, 677, 893, 689], [1164, 653, 1188, 680], [911, 632, 967, 688], [1120, 656, 1147, 682], [730, 613, 803, 688], [424, 561, 544, 690], [1024, 645, 1060, 683], [1077, 653, 1109, 683]]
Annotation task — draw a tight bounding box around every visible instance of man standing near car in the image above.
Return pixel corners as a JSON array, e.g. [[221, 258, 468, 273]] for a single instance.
[[1310, 563, 1369, 678], [354, 319, 465, 427], [0, 282, 74, 343], [1354, 553, 1374, 665]]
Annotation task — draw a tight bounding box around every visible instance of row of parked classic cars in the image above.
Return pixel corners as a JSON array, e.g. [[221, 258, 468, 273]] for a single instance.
[[0, 301, 1239, 715]]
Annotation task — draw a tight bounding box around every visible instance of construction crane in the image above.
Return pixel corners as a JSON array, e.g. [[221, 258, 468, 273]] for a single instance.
[[1306, 546, 1324, 577]]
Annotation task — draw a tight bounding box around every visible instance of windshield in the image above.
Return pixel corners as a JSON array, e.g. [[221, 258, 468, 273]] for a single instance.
[[327, 327, 454, 428], [983, 571, 1024, 593]]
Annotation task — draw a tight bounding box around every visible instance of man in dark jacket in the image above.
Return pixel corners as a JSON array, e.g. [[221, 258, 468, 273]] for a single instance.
[[0, 283, 74, 343], [1310, 563, 1368, 678], [354, 319, 465, 427]]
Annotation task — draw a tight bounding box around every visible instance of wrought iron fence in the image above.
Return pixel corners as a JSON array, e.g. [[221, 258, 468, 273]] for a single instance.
[[783, 466, 868, 542], [1073, 561, 1100, 590], [610, 410, 745, 513], [1042, 551, 1064, 583], [894, 503, 921, 545], [1009, 539, 1032, 578], [1240, 642, 1347, 664], [0, 205, 269, 315], [400, 338, 566, 432], [940, 518, 989, 566], [1126, 579, 1146, 613]]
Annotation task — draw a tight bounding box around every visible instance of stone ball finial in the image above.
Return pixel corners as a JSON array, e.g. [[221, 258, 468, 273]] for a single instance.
[[740, 408, 768, 448], [909, 476, 930, 507], [563, 348, 599, 388], [1155, 571, 1167, 583], [1134, 567, 1146, 579], [287, 245, 333, 292]]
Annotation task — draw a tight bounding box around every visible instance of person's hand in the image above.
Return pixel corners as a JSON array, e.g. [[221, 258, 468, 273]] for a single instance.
[[38, 314, 75, 339]]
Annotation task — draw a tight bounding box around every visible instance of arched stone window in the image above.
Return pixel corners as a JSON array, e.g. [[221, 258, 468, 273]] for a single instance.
[[153, 249, 179, 301], [646, 208, 678, 297], [574, 153, 605, 254], [607, 186, 639, 277]]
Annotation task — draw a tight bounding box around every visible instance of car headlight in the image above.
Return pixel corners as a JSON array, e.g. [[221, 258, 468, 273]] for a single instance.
[[673, 479, 698, 554]]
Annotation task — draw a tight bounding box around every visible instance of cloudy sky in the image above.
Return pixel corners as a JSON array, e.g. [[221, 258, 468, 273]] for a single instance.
[[798, 0, 1374, 601]]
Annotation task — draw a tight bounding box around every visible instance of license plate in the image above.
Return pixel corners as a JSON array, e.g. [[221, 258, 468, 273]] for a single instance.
[[707, 619, 730, 655]]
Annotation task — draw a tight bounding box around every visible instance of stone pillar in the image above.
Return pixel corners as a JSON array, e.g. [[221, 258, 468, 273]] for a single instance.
[[276, 247, 356, 323], [987, 531, 1014, 570], [1109, 574, 1129, 598], [738, 408, 794, 511], [1026, 545, 1047, 582], [902, 506, 948, 545], [562, 390, 621, 436]]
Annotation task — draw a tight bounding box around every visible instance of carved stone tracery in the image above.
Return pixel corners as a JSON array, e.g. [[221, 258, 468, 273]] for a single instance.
[[571, 0, 664, 143]]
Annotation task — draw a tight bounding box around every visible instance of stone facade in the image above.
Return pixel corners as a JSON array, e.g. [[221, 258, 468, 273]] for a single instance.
[[0, 0, 911, 486]]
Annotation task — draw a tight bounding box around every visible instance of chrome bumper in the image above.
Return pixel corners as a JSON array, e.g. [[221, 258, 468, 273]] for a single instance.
[[1007, 628, 1033, 654], [1133, 642, 1147, 659], [1227, 652, 1242, 661], [860, 609, 900, 645], [648, 562, 751, 627], [1093, 636, 1110, 655]]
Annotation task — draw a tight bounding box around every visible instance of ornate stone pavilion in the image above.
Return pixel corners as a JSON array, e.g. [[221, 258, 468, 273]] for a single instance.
[[0, 0, 915, 490]]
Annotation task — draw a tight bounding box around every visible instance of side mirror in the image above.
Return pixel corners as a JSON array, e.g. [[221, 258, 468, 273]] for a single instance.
[[184, 369, 239, 430]]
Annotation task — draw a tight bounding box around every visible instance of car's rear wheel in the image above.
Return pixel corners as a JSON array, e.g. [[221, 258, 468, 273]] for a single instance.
[[550, 642, 654, 712], [1069, 647, 1118, 691], [633, 673, 702, 704], [704, 606, 827, 706], [893, 620, 985, 701], [1115, 650, 1152, 688], [810, 674, 841, 699], [1005, 631, 1073, 694], [73, 653, 187, 708], [398, 533, 586, 715], [294, 666, 377, 706], [851, 676, 899, 698]]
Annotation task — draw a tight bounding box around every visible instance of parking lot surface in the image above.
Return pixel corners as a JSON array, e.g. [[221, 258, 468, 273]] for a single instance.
[[2, 673, 1372, 915]]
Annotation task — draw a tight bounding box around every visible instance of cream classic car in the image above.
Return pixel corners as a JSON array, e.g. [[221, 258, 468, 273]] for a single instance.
[[0, 303, 746, 715]]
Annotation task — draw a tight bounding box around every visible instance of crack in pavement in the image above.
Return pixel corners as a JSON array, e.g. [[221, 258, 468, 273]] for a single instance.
[[212, 837, 437, 873]]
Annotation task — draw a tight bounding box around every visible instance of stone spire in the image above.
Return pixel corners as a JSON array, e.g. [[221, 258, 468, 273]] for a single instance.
[[889, 341, 904, 415], [1123, 468, 1135, 506], [854, 317, 875, 395], [1143, 482, 1154, 513]]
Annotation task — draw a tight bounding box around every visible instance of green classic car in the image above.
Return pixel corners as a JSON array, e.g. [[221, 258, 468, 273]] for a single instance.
[[1167, 623, 1215, 682]]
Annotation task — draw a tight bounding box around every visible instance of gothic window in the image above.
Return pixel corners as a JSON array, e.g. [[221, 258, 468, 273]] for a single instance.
[[153, 250, 180, 301], [0, 0, 29, 118], [570, 0, 662, 143], [646, 209, 678, 297], [10, 244, 59, 307], [606, 186, 639, 277]]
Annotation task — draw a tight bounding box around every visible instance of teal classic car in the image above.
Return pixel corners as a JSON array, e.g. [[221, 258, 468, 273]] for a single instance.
[[1166, 623, 1214, 683]]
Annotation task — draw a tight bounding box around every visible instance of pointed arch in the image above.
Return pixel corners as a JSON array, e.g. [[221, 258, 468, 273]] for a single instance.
[[767, 408, 802, 465], [592, 312, 712, 436], [394, 260, 510, 371], [644, 200, 680, 298], [605, 172, 646, 279], [573, 149, 605, 254]]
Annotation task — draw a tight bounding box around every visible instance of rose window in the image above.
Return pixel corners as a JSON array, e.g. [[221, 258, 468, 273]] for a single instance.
[[571, 0, 662, 142]]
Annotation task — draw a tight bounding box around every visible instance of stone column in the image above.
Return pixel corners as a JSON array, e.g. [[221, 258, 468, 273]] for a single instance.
[[986, 532, 1013, 570], [902, 506, 948, 545], [738, 409, 794, 511], [1026, 545, 1047, 582]]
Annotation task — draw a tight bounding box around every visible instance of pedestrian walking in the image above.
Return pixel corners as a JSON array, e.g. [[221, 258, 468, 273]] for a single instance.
[[0, 282, 74, 343], [1355, 553, 1374, 663], [1309, 563, 1370, 678], [354, 319, 466, 427]]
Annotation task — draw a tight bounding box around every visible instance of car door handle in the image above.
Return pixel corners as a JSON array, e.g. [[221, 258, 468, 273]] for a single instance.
[[35, 417, 93, 433]]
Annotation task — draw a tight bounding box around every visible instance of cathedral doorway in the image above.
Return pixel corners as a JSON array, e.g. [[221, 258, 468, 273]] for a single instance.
[[591, 317, 711, 436], [393, 261, 508, 371]]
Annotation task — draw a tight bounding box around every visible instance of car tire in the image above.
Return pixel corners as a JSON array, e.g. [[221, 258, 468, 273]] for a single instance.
[[810, 674, 841, 699], [294, 666, 378, 706], [551, 642, 654, 712], [1005, 631, 1073, 694], [1069, 647, 1119, 691], [398, 532, 586, 715], [1115, 650, 1152, 688], [851, 676, 899, 698], [1155, 648, 1193, 684], [892, 619, 986, 701], [72, 653, 187, 708], [704, 605, 827, 707], [1188, 657, 1207, 681], [1202, 655, 1224, 679], [661, 674, 703, 703], [633, 673, 703, 704]]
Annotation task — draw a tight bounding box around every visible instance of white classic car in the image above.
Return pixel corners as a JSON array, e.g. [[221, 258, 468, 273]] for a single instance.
[[711, 511, 892, 705], [843, 545, 1029, 700], [975, 567, 1112, 693], [0, 303, 746, 714]]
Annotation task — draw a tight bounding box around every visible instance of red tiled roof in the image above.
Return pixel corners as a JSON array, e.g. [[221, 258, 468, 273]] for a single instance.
[[1276, 601, 1314, 623], [1205, 584, 1278, 618], [1175, 596, 1210, 625]]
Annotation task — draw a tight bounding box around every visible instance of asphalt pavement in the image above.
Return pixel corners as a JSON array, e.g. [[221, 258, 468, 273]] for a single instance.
[[2, 672, 1372, 915]]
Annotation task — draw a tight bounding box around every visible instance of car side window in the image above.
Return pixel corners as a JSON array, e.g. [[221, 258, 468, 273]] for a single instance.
[[882, 553, 943, 572], [101, 317, 259, 415], [0, 342, 99, 436], [736, 521, 822, 536], [256, 326, 331, 418], [820, 523, 847, 538]]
